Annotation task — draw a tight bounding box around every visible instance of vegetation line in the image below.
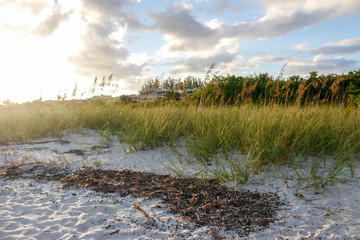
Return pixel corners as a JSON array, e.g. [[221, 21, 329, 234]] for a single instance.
[[1, 70, 359, 189]]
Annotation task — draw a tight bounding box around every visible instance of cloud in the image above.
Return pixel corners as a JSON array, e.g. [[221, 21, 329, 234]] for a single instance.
[[151, 0, 360, 55], [208, 0, 244, 14], [81, 0, 134, 17], [21, 0, 49, 15], [249, 53, 359, 75], [286, 55, 359, 75], [34, 5, 73, 37], [295, 37, 360, 55], [221, 0, 360, 41], [258, 0, 360, 17], [150, 6, 220, 53], [122, 13, 151, 31], [145, 0, 360, 78], [169, 41, 257, 75], [250, 55, 286, 63], [151, 0, 360, 76], [81, 0, 148, 31], [0, 0, 74, 38], [211, 0, 232, 12], [69, 0, 151, 79], [68, 21, 129, 76], [170, 52, 237, 75]]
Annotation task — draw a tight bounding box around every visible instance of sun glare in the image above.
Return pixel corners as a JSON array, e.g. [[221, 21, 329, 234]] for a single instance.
[[0, 1, 89, 103]]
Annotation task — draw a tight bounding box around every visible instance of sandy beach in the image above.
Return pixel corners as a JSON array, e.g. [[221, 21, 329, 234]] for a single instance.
[[1, 130, 359, 239]]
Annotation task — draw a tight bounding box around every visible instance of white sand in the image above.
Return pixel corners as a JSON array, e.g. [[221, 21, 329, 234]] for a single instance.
[[0, 130, 359, 239]]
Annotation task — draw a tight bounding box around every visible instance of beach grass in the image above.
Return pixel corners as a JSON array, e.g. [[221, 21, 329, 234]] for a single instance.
[[1, 100, 359, 186]]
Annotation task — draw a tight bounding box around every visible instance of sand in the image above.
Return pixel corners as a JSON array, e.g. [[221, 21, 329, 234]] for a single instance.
[[0, 130, 359, 239]]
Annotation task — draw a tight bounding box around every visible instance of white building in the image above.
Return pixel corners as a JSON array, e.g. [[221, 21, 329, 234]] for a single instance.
[[138, 88, 170, 102], [138, 88, 199, 102]]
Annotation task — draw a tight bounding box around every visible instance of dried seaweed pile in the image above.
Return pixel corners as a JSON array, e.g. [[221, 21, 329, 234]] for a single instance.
[[0, 164, 283, 234]]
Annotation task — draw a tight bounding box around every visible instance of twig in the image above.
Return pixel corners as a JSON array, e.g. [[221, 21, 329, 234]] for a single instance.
[[133, 202, 158, 225], [209, 229, 223, 239]]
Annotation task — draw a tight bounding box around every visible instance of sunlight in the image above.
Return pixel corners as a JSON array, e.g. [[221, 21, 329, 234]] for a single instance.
[[0, 1, 88, 103]]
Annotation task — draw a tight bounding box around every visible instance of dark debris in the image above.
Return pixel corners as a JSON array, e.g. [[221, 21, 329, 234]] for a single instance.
[[0, 163, 283, 235], [64, 149, 87, 156]]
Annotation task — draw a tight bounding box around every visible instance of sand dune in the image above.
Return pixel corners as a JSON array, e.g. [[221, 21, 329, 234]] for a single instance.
[[0, 130, 359, 239]]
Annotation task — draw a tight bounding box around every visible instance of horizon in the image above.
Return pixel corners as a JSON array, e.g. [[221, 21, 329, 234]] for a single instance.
[[1, 0, 360, 103]]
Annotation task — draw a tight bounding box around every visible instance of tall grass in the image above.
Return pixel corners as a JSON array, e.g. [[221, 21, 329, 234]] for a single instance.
[[1, 100, 359, 186], [0, 101, 75, 143]]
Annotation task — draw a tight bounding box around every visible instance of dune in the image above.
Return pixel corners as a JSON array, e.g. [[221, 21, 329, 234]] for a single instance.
[[0, 130, 359, 239]]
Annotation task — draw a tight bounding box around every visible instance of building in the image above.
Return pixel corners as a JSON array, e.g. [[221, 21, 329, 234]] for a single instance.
[[138, 88, 170, 102], [138, 88, 199, 102]]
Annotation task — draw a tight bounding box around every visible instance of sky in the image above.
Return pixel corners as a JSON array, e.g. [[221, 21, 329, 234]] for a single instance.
[[1, 0, 360, 103]]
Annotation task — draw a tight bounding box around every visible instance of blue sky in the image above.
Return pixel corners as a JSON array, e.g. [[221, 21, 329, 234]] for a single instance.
[[0, 0, 360, 102]]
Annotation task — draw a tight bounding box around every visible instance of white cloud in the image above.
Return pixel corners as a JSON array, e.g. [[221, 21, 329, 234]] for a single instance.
[[151, 0, 360, 55], [250, 55, 286, 63], [287, 56, 359, 75], [170, 52, 237, 75], [33, 5, 73, 37], [69, 0, 152, 79], [81, 0, 135, 17], [0, 0, 73, 37], [169, 41, 255, 75], [295, 37, 360, 55], [176, 0, 193, 10], [149, 0, 360, 76], [248, 53, 359, 75], [20, 0, 49, 15], [150, 6, 220, 53], [294, 43, 309, 52], [204, 18, 222, 30]]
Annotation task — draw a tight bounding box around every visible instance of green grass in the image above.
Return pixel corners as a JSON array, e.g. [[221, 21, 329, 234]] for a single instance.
[[1, 100, 359, 188]]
